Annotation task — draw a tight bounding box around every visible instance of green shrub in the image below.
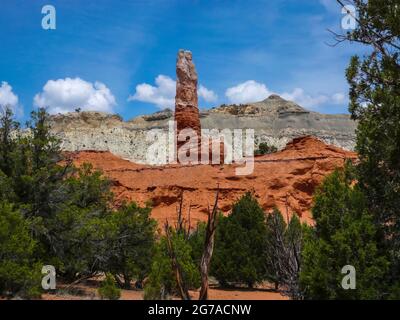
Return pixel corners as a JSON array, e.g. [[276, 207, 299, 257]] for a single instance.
[[255, 142, 277, 155], [98, 273, 121, 300], [105, 202, 156, 288], [144, 231, 200, 300], [188, 222, 207, 267], [0, 201, 41, 298]]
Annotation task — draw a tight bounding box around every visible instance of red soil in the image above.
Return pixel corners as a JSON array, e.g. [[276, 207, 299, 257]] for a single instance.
[[41, 281, 286, 300], [68, 135, 356, 226], [42, 288, 286, 300]]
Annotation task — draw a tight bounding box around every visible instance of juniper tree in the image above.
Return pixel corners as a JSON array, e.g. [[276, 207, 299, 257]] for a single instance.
[[0, 106, 19, 177], [212, 192, 267, 288], [300, 168, 389, 299], [0, 201, 41, 298], [105, 202, 156, 288], [334, 0, 400, 292]]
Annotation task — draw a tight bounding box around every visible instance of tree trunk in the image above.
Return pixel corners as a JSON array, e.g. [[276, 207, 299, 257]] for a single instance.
[[123, 275, 131, 289], [199, 188, 219, 300]]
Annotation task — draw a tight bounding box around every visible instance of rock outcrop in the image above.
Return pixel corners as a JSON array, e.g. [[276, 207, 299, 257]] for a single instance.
[[175, 50, 201, 141], [203, 94, 357, 151], [49, 94, 357, 164], [68, 136, 357, 226], [46, 48, 357, 164]]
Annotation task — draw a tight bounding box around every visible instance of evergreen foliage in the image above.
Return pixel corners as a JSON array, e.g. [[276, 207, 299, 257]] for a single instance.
[[212, 193, 267, 287], [300, 168, 389, 299]]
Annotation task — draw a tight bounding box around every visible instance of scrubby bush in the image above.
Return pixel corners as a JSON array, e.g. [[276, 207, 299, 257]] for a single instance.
[[144, 231, 200, 300], [255, 142, 277, 155], [98, 273, 121, 300], [188, 222, 207, 267]]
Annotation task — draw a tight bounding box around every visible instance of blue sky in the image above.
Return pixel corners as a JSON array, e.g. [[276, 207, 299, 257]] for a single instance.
[[0, 0, 368, 122]]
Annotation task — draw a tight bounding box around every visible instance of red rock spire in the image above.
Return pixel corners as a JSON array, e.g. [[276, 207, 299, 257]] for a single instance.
[[174, 50, 201, 151]]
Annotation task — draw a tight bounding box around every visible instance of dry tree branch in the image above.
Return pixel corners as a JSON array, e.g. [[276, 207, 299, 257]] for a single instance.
[[336, 0, 400, 54], [199, 185, 220, 300], [164, 220, 191, 300]]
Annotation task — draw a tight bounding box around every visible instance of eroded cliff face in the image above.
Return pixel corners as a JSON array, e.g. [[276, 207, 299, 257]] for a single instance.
[[49, 111, 151, 163], [68, 136, 357, 226], [49, 94, 356, 164]]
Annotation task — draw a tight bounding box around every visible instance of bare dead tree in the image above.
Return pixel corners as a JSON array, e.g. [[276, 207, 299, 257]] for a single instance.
[[278, 228, 302, 300], [285, 193, 290, 223], [175, 191, 191, 240], [199, 186, 219, 300], [175, 191, 185, 232], [164, 187, 220, 300], [266, 211, 303, 299]]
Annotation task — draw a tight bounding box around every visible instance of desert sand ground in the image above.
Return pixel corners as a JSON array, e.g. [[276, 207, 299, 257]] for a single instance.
[[40, 279, 287, 300]]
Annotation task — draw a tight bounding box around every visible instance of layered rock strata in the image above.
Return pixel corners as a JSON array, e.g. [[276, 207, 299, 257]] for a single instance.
[[49, 95, 357, 164], [68, 136, 357, 225]]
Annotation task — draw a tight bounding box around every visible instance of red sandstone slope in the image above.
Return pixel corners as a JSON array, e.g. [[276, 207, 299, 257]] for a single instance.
[[69, 136, 356, 226]]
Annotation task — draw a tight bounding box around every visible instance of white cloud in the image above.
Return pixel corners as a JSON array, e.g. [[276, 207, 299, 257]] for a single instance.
[[319, 0, 339, 13], [0, 81, 22, 115], [198, 85, 218, 103], [34, 77, 117, 114], [281, 88, 329, 109], [331, 92, 346, 104], [225, 80, 347, 110], [281, 89, 347, 109], [225, 80, 272, 104], [128, 74, 217, 109], [128, 75, 175, 109]]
